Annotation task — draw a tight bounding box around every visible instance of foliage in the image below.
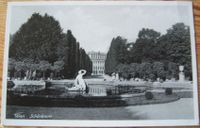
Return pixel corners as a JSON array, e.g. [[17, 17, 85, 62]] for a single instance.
[[116, 64, 131, 79], [158, 23, 191, 64], [139, 62, 153, 80], [145, 91, 154, 100], [9, 13, 92, 79], [165, 88, 173, 95], [105, 22, 192, 80], [51, 60, 64, 72], [166, 62, 179, 80], [105, 36, 128, 75], [129, 63, 140, 78], [56, 30, 92, 78], [152, 62, 166, 80], [106, 89, 112, 96], [129, 28, 161, 63], [9, 13, 62, 63]]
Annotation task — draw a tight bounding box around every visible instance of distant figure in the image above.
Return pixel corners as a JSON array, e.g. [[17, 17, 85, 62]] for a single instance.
[[32, 70, 36, 80], [50, 72, 54, 80], [25, 70, 29, 79], [111, 72, 116, 81], [68, 69, 88, 91], [116, 73, 119, 81]]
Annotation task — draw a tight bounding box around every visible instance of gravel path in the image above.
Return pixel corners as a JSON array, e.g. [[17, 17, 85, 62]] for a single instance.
[[126, 98, 194, 120]]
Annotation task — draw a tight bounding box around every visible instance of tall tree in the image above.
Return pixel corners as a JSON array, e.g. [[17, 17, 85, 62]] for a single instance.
[[62, 30, 78, 78], [105, 36, 127, 75], [9, 13, 92, 79], [9, 13, 63, 63], [152, 62, 166, 80], [129, 28, 161, 63], [158, 23, 192, 79]]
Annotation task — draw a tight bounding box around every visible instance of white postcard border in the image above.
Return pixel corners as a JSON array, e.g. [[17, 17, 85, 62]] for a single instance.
[[1, 1, 199, 127]]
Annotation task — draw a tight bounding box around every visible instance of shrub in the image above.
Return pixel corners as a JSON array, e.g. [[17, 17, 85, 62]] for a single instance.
[[86, 85, 89, 94], [45, 81, 52, 89], [165, 88, 173, 95], [7, 81, 15, 88], [145, 91, 154, 100], [106, 89, 112, 95]]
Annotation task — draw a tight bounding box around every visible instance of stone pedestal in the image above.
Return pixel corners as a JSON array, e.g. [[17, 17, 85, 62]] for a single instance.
[[179, 65, 185, 82], [179, 72, 185, 82]]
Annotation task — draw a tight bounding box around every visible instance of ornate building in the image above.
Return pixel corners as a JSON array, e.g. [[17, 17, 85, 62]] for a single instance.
[[88, 51, 106, 75]]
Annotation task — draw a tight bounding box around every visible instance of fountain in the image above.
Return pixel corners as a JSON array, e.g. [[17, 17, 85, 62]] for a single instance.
[[7, 70, 149, 107]]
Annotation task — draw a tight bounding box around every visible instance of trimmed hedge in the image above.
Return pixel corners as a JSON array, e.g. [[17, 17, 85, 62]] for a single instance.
[[106, 89, 112, 95], [145, 91, 154, 100], [165, 88, 173, 95]]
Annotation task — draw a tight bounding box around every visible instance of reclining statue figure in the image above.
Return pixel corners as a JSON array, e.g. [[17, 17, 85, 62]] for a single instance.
[[68, 69, 87, 91]]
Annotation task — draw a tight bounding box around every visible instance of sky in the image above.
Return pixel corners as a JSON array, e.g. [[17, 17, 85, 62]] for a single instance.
[[9, 3, 191, 53]]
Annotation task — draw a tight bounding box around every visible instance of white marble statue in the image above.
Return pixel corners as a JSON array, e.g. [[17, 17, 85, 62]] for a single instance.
[[68, 69, 87, 91]]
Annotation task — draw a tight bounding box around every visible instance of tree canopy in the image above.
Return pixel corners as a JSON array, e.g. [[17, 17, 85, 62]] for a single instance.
[[105, 36, 128, 75], [9, 13, 92, 79], [105, 23, 192, 80]]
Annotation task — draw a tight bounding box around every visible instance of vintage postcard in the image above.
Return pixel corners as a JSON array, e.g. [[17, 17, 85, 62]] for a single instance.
[[2, 1, 199, 127]]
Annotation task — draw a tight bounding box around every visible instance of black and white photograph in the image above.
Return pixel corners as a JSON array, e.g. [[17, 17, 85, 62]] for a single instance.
[[2, 1, 199, 127]]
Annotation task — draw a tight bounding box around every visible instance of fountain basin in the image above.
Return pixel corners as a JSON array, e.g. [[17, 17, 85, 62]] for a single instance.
[[6, 80, 181, 107]]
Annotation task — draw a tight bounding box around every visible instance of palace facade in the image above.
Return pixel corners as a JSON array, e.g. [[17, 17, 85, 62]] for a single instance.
[[88, 51, 106, 75]]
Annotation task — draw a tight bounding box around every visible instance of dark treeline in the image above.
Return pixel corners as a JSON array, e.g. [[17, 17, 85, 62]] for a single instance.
[[9, 13, 92, 79], [105, 23, 192, 81]]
